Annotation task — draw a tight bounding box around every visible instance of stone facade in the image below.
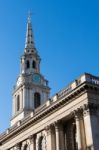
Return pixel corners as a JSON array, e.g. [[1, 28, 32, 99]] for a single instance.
[[0, 15, 99, 150]]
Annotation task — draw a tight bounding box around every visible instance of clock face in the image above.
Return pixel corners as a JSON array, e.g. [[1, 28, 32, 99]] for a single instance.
[[33, 74, 41, 84]]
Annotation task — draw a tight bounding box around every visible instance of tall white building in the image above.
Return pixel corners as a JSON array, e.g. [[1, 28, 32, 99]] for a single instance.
[[0, 15, 99, 150]]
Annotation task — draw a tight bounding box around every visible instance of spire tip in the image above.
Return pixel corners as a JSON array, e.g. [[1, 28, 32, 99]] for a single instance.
[[28, 11, 32, 23]]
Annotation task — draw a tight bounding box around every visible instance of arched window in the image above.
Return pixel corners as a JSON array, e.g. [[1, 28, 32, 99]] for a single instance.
[[34, 92, 41, 108], [23, 144, 28, 150], [39, 136, 46, 150], [26, 60, 30, 69], [32, 60, 36, 69], [17, 95, 20, 111]]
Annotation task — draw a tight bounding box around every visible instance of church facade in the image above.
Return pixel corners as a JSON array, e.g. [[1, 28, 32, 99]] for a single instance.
[[0, 16, 99, 150]]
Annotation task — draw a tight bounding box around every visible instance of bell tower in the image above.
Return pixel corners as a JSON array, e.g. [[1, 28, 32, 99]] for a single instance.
[[11, 14, 50, 126]]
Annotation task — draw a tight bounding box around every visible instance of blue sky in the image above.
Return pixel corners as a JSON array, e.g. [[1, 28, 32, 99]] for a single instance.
[[0, 0, 99, 133]]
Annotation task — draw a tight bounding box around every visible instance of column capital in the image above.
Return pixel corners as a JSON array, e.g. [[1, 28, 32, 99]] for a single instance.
[[45, 124, 53, 136], [28, 134, 36, 144], [54, 120, 62, 126], [83, 103, 98, 116], [72, 108, 83, 120], [54, 120, 63, 132], [15, 142, 21, 149]]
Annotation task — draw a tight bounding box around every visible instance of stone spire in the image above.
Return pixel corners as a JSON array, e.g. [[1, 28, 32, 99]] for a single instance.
[[25, 12, 35, 51]]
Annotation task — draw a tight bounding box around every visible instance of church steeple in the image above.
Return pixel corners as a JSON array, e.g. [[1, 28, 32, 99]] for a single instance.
[[11, 15, 50, 126], [24, 12, 36, 53]]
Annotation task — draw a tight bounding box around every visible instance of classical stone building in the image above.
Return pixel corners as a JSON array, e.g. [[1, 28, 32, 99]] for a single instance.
[[0, 15, 99, 150]]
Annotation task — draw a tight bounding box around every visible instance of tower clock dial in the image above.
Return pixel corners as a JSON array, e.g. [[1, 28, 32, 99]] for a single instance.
[[33, 74, 41, 84]]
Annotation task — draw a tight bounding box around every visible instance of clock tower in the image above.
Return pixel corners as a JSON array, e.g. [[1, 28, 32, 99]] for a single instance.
[[11, 15, 50, 126]]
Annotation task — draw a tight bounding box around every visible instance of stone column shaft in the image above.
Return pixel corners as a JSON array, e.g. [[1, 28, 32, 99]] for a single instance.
[[74, 109, 86, 150], [80, 117, 86, 150], [54, 121, 65, 150], [29, 135, 36, 150], [55, 122, 63, 150], [46, 125, 55, 150], [55, 126, 60, 150], [59, 125, 65, 150], [75, 117, 82, 150], [83, 111, 94, 149]]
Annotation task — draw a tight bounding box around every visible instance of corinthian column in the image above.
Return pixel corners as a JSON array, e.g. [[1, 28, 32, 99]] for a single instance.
[[55, 123, 60, 150], [75, 112, 82, 150], [28, 135, 36, 150], [58, 122, 65, 150], [46, 125, 55, 150], [74, 108, 86, 150]]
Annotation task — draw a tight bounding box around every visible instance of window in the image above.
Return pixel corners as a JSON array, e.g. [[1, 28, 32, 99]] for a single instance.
[[26, 60, 30, 69], [34, 92, 41, 108], [39, 136, 46, 150], [32, 60, 36, 69], [17, 95, 20, 111]]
